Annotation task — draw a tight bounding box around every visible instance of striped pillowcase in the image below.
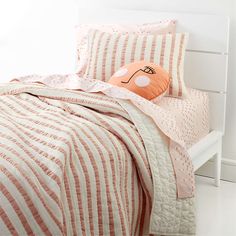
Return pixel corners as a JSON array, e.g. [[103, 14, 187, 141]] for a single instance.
[[84, 30, 189, 98], [76, 21, 177, 75]]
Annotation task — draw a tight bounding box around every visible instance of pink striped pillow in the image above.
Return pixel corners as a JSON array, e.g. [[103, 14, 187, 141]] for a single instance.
[[76, 20, 176, 75], [84, 30, 189, 98]]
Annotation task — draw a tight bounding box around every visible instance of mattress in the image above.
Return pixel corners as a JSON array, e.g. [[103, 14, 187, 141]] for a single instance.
[[157, 88, 210, 148]]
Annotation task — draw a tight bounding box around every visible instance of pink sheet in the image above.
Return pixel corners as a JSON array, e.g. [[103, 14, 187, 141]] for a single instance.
[[156, 88, 210, 148]]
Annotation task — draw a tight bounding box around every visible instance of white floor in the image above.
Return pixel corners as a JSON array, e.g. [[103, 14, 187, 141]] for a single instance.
[[195, 176, 236, 236]]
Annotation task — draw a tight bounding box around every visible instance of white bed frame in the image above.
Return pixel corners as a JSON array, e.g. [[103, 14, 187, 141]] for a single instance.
[[77, 8, 230, 186]]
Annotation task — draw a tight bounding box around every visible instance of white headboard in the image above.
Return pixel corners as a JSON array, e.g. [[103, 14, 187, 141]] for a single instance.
[[77, 8, 230, 133]]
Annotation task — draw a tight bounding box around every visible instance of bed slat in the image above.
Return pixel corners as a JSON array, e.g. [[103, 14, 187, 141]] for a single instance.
[[184, 51, 228, 93]]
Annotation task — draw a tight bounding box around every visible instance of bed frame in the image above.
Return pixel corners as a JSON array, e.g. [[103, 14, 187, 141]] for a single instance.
[[77, 8, 230, 186]]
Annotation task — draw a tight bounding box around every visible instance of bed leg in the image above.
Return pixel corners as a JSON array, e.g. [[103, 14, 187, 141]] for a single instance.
[[214, 139, 222, 187]]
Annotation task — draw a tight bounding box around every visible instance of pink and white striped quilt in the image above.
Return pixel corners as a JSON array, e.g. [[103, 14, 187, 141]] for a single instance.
[[0, 80, 195, 235]]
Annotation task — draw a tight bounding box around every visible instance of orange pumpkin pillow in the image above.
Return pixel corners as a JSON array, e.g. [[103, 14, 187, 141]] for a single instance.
[[108, 61, 170, 100]]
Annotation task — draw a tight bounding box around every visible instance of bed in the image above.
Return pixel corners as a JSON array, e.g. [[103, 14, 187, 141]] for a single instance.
[[0, 8, 229, 236], [74, 8, 229, 183]]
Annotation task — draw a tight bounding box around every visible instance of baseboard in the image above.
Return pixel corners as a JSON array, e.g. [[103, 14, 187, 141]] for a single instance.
[[196, 158, 236, 182]]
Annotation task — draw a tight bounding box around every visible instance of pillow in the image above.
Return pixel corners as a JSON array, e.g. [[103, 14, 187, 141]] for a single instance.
[[108, 61, 170, 100], [76, 20, 176, 75], [84, 30, 189, 98]]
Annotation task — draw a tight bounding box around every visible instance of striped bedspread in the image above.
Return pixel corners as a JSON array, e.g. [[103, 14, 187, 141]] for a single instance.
[[0, 83, 195, 236]]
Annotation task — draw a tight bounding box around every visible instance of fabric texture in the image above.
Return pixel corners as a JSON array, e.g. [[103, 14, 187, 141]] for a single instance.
[[108, 61, 170, 100], [12, 74, 195, 199], [84, 30, 188, 98], [76, 20, 176, 75], [0, 82, 195, 235], [155, 88, 210, 148]]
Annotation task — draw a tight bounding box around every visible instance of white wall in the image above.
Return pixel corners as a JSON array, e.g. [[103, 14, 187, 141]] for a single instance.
[[0, 1, 235, 173], [0, 0, 78, 80]]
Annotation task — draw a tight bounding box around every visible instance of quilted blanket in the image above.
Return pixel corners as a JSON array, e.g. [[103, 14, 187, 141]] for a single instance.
[[0, 80, 195, 235]]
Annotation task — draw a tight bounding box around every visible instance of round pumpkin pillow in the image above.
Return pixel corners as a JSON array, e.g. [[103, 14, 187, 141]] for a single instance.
[[108, 61, 170, 100]]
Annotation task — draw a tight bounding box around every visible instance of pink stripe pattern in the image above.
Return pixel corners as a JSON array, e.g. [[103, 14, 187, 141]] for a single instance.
[[0, 82, 195, 235], [84, 30, 189, 98], [0, 88, 152, 235]]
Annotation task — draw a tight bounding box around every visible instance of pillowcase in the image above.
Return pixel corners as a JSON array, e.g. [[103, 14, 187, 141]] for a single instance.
[[84, 30, 189, 98], [108, 61, 170, 100], [75, 20, 176, 75]]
